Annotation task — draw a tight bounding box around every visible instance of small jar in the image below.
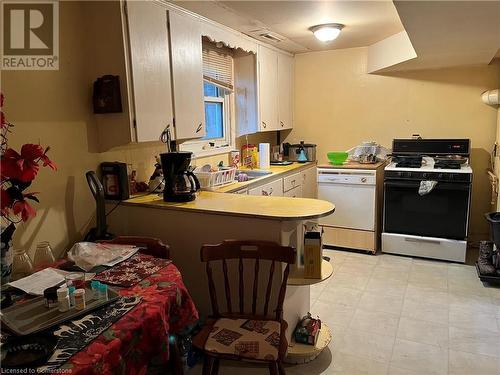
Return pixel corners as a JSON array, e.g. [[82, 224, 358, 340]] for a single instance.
[[11, 249, 33, 281], [68, 286, 76, 307], [90, 280, 100, 298], [57, 288, 70, 312], [74, 288, 86, 310], [33, 241, 55, 267], [43, 286, 59, 308], [99, 283, 108, 301]]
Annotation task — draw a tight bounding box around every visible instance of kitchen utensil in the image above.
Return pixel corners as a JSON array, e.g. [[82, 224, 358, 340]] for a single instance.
[[327, 152, 348, 165], [160, 152, 200, 202]]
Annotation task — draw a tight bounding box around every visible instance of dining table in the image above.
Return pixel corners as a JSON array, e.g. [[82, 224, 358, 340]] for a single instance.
[[2, 259, 199, 375]]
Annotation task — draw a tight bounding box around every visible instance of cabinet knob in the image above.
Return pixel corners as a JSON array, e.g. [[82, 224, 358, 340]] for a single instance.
[[361, 177, 367, 183], [280, 121, 284, 127], [262, 121, 267, 129], [196, 123, 203, 133]]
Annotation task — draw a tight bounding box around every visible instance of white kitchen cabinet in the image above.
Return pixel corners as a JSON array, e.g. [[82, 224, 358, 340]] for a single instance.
[[257, 45, 294, 133], [249, 179, 283, 197], [168, 11, 205, 140], [278, 53, 294, 130], [284, 185, 303, 198], [125, 1, 173, 142], [301, 166, 317, 198], [258, 45, 279, 132], [283, 172, 301, 192]]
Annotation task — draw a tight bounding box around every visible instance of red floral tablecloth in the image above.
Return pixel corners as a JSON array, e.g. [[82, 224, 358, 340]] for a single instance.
[[62, 263, 198, 375]]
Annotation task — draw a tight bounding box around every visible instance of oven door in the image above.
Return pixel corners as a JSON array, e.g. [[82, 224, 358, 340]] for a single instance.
[[384, 179, 471, 240]]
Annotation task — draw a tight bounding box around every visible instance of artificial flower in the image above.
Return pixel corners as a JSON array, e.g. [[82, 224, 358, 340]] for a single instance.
[[12, 199, 36, 222], [1, 144, 56, 182], [1, 187, 13, 215]]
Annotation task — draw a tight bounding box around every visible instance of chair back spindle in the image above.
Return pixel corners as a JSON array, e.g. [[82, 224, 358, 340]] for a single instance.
[[200, 240, 296, 319]]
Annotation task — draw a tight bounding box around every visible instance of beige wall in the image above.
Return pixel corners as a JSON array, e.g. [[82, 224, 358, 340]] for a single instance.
[[1, 2, 98, 258], [289, 47, 500, 239]]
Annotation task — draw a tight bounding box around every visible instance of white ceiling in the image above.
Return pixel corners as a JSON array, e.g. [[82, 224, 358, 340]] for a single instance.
[[174, 0, 404, 53], [390, 0, 500, 70]]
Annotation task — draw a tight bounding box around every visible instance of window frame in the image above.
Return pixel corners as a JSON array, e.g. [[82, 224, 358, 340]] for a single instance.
[[180, 84, 235, 158]]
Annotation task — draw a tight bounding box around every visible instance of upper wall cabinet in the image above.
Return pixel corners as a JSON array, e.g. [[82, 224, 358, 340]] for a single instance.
[[126, 1, 173, 142], [258, 45, 279, 132], [257, 45, 294, 133], [86, 1, 206, 151], [168, 12, 206, 140], [278, 53, 294, 130]]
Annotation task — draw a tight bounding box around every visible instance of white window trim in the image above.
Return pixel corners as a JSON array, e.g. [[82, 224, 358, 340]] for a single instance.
[[180, 90, 235, 158]]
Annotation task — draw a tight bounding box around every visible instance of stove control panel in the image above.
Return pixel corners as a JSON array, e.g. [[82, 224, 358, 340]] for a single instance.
[[385, 170, 472, 183]]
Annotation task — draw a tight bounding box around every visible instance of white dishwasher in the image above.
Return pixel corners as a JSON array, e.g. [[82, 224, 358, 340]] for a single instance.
[[317, 167, 377, 250]]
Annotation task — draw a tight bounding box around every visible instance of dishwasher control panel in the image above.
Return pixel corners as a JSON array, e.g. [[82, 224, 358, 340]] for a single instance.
[[317, 169, 376, 185]]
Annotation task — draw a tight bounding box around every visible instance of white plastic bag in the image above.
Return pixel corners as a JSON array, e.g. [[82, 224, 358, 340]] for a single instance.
[[67, 242, 139, 271]]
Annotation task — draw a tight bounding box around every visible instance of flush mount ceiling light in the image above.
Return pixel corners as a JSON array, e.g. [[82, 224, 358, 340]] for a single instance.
[[309, 23, 344, 42]]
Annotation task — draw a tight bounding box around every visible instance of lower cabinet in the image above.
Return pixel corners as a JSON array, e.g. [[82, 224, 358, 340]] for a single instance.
[[284, 185, 303, 198], [242, 165, 316, 198], [248, 179, 283, 197], [301, 166, 317, 198]]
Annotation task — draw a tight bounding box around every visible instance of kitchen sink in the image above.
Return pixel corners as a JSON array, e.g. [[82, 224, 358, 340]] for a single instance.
[[235, 169, 272, 180]]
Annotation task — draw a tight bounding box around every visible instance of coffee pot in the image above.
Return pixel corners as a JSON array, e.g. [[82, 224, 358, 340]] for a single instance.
[[160, 152, 200, 202]]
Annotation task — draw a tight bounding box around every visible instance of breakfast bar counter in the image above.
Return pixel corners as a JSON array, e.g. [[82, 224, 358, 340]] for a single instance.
[[108, 191, 335, 351], [123, 191, 334, 221]]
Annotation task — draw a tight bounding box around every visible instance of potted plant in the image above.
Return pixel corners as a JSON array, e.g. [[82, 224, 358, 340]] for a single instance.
[[0, 93, 56, 283]]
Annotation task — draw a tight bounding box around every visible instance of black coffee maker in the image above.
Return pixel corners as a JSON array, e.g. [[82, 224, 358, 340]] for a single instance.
[[160, 152, 200, 202]]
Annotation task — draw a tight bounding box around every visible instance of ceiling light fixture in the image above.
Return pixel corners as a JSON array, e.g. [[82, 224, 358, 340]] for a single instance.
[[309, 23, 344, 42]]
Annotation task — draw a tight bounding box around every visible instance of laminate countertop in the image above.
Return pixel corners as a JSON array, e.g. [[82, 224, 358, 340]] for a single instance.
[[122, 191, 335, 221]]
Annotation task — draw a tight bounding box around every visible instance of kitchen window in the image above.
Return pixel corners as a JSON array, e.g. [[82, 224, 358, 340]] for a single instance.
[[180, 40, 235, 157]]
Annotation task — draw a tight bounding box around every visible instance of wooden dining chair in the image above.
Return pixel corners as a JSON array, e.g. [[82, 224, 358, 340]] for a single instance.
[[100, 236, 170, 259], [192, 240, 296, 375]]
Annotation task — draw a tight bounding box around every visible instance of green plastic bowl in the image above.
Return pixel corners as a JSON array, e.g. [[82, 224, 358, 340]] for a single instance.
[[327, 152, 348, 165]]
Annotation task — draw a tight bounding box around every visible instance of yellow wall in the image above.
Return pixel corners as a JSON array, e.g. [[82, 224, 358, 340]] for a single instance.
[[1, 2, 98, 258], [289, 47, 500, 239]]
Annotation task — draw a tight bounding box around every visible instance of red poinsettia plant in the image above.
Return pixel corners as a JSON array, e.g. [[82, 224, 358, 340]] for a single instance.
[[1, 93, 57, 223]]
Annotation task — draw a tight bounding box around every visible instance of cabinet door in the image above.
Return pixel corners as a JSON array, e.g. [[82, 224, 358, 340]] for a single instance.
[[248, 179, 283, 197], [258, 45, 278, 132], [169, 11, 205, 140], [126, 1, 173, 142], [302, 167, 318, 199], [278, 53, 293, 130], [284, 185, 303, 198]]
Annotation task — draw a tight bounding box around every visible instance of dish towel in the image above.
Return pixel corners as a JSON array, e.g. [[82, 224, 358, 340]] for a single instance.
[[419, 180, 438, 196]]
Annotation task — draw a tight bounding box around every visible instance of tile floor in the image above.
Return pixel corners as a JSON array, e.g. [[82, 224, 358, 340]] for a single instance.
[[191, 249, 500, 374]]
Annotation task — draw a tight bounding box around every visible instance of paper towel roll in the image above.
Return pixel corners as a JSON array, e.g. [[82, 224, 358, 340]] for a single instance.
[[259, 143, 270, 170]]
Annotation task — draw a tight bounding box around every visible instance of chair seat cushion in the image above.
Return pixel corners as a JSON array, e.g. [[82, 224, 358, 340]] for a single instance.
[[204, 318, 282, 361]]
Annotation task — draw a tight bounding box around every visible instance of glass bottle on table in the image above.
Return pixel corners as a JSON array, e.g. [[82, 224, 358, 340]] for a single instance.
[[33, 241, 55, 267], [11, 249, 34, 281]]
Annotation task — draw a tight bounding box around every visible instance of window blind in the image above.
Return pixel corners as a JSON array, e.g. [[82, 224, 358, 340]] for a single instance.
[[202, 42, 234, 91]]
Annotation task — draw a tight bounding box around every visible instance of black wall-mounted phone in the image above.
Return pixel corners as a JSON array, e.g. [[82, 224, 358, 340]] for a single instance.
[[93, 75, 122, 114]]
